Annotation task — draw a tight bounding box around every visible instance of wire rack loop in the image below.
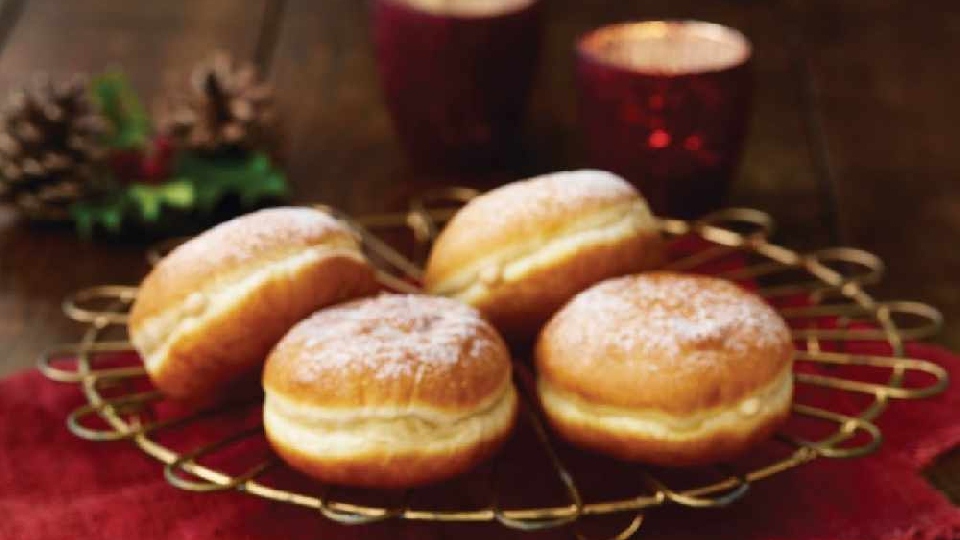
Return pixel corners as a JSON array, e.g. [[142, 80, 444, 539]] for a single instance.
[[164, 428, 273, 492], [63, 286, 137, 325], [39, 200, 951, 539], [67, 391, 162, 441], [38, 342, 142, 383]]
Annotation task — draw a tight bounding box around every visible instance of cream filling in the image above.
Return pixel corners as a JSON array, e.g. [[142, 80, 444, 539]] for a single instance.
[[430, 201, 657, 303], [539, 368, 793, 441], [263, 384, 517, 458], [132, 245, 364, 372]]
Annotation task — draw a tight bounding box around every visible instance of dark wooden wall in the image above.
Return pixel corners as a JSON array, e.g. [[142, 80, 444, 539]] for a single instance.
[[0, 0, 957, 373]]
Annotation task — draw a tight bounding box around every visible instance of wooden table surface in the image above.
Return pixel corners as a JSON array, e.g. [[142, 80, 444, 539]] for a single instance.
[[0, 0, 957, 522]]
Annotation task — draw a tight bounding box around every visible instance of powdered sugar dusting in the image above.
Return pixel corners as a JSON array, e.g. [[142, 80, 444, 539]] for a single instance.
[[166, 207, 346, 267], [560, 273, 789, 359], [286, 294, 501, 381], [468, 170, 637, 226]]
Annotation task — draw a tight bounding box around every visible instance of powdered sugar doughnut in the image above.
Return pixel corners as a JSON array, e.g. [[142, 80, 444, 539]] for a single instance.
[[424, 170, 664, 341], [129, 207, 379, 404], [536, 272, 793, 466], [263, 294, 518, 487]]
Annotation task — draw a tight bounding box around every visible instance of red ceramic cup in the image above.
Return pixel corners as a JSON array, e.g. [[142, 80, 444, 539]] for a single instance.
[[372, 0, 543, 175], [577, 21, 753, 218]]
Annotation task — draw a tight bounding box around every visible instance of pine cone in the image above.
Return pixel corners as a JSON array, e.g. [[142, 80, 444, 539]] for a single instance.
[[0, 75, 110, 221], [161, 52, 274, 156]]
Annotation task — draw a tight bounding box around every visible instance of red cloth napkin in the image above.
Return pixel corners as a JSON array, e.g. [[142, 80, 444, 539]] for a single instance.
[[1, 338, 958, 540]]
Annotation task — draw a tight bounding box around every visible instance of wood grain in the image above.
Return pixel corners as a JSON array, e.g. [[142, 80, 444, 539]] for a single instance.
[[268, 0, 835, 244], [0, 0, 957, 521], [0, 0, 952, 379], [268, 0, 411, 213], [522, 0, 835, 248], [794, 0, 960, 350], [0, 0, 270, 377], [0, 0, 268, 103]]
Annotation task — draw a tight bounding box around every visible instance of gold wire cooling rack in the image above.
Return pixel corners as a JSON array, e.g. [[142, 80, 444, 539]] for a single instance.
[[39, 189, 950, 540]]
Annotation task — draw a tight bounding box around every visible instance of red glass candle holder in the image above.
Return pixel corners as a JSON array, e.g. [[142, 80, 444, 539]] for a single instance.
[[577, 21, 753, 218], [372, 0, 543, 175]]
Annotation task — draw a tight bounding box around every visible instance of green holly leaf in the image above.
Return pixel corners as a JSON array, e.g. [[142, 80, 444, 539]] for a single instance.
[[90, 71, 151, 149], [71, 151, 289, 239], [72, 192, 129, 237], [127, 181, 195, 221], [173, 152, 289, 213]]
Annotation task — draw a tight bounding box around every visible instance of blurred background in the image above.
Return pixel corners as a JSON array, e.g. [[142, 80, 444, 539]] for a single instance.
[[0, 0, 958, 376]]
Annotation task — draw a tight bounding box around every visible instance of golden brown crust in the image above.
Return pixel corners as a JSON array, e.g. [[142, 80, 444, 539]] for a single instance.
[[469, 230, 663, 341], [262, 294, 512, 412], [130, 207, 360, 329], [264, 395, 518, 488], [424, 170, 664, 339], [536, 272, 793, 416], [535, 272, 794, 465], [424, 170, 642, 284], [147, 254, 378, 401], [129, 207, 379, 402], [262, 293, 518, 488]]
